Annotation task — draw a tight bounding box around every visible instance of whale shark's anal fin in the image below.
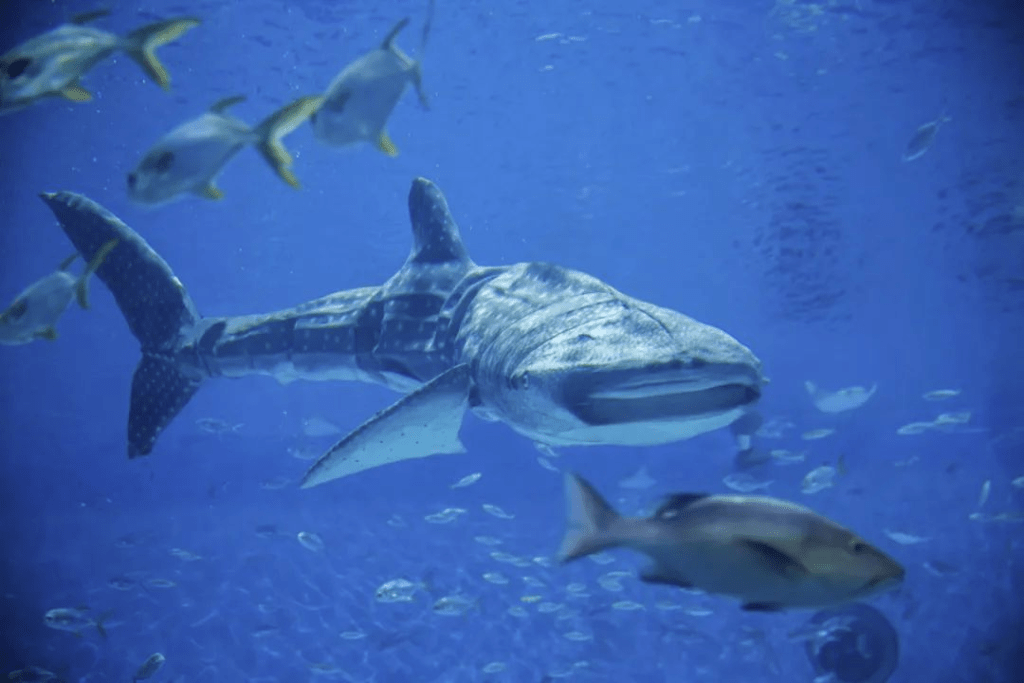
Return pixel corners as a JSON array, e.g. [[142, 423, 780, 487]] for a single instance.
[[301, 364, 471, 488], [129, 354, 202, 458]]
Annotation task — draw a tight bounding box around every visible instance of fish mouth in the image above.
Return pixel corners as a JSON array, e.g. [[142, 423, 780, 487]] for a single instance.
[[565, 362, 762, 426], [862, 569, 905, 593]]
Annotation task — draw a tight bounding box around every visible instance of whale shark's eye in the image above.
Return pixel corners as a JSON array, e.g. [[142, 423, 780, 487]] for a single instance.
[[3, 57, 30, 79], [510, 372, 530, 390]]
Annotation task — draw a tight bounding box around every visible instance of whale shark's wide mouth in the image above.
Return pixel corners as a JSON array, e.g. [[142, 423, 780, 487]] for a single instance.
[[565, 366, 762, 426]]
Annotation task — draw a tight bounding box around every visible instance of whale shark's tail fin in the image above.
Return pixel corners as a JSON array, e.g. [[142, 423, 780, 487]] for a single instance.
[[40, 192, 203, 458]]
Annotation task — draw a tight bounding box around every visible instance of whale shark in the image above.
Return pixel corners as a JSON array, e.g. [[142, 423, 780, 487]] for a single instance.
[[39, 178, 766, 487]]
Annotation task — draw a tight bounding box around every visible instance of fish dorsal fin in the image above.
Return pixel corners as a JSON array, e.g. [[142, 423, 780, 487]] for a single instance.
[[210, 95, 246, 114], [58, 252, 79, 271], [70, 9, 111, 25], [405, 177, 472, 267], [382, 17, 411, 49], [653, 493, 710, 520]]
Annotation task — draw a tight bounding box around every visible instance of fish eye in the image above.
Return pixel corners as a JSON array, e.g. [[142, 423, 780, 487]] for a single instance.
[[3, 57, 31, 79], [127, 173, 137, 189], [851, 540, 869, 554], [150, 151, 175, 174], [510, 372, 530, 390]]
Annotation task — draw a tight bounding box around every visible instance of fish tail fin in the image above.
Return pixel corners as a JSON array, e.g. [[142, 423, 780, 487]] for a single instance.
[[253, 96, 324, 189], [39, 192, 205, 459], [74, 237, 119, 310], [558, 472, 623, 563], [123, 17, 201, 90]]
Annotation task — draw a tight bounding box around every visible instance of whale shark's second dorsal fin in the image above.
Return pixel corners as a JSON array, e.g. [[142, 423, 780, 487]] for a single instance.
[[405, 177, 473, 268]]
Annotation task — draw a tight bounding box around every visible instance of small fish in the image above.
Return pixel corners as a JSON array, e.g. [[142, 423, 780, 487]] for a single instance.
[[424, 507, 466, 524], [146, 578, 176, 588], [563, 631, 593, 642], [482, 503, 515, 519], [288, 444, 320, 460], [1011, 476, 1024, 489], [923, 389, 960, 401], [922, 559, 959, 577], [432, 595, 477, 616], [473, 535, 502, 546], [884, 530, 930, 545], [618, 465, 657, 490], [801, 465, 837, 494], [722, 472, 773, 493], [482, 662, 507, 674], [127, 94, 323, 204], [311, 1, 434, 156], [977, 480, 991, 509], [0, 11, 199, 115], [339, 630, 366, 640], [896, 421, 934, 436], [934, 411, 971, 427], [612, 600, 645, 611], [756, 417, 795, 439], [260, 476, 291, 490], [297, 531, 325, 552], [43, 607, 108, 637], [801, 428, 836, 441], [0, 239, 117, 345], [302, 415, 342, 437], [7, 665, 62, 682], [107, 575, 135, 591], [195, 417, 243, 434], [450, 472, 482, 489], [537, 456, 560, 472], [482, 572, 509, 585], [375, 578, 423, 603], [557, 472, 904, 611], [804, 381, 877, 414], [902, 113, 952, 162], [132, 653, 165, 682], [769, 449, 806, 465], [169, 547, 202, 561], [536, 602, 562, 613]]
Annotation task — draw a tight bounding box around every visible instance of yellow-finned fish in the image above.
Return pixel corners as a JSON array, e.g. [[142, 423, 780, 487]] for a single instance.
[[0, 238, 117, 345], [557, 472, 904, 612], [0, 10, 199, 115], [311, 0, 434, 157], [126, 94, 323, 204]]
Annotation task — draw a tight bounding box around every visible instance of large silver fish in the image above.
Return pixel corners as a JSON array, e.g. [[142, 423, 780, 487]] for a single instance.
[[126, 94, 323, 204], [40, 178, 765, 483], [0, 10, 199, 115], [0, 238, 117, 345], [311, 1, 434, 156], [558, 472, 904, 611]]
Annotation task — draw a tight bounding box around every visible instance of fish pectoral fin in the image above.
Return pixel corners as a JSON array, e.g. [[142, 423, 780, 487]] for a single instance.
[[412, 62, 429, 110], [738, 538, 809, 578], [639, 565, 694, 589], [300, 364, 472, 488], [376, 130, 399, 157], [60, 84, 93, 102], [36, 327, 58, 341], [198, 183, 224, 201], [742, 602, 786, 612]]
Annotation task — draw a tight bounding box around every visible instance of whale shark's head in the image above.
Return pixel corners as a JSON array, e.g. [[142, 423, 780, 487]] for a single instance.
[[467, 265, 765, 448]]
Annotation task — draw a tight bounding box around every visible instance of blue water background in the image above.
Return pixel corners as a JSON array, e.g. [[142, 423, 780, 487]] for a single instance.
[[1, 0, 1022, 680]]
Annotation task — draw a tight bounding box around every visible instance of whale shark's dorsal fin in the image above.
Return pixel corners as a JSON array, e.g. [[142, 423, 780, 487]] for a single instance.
[[406, 177, 474, 268]]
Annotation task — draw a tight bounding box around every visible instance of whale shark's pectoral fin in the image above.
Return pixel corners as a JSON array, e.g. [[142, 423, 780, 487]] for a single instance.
[[300, 364, 472, 488]]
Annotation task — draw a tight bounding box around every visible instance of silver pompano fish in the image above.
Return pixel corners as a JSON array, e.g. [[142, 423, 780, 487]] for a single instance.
[[0, 239, 117, 345], [127, 94, 323, 204], [43, 607, 108, 637], [0, 10, 199, 115], [558, 472, 904, 612], [311, 0, 434, 156], [132, 653, 166, 681]]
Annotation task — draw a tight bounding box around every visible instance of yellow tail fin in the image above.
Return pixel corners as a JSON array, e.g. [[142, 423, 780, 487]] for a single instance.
[[254, 96, 323, 188], [124, 17, 201, 90], [76, 239, 119, 310]]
